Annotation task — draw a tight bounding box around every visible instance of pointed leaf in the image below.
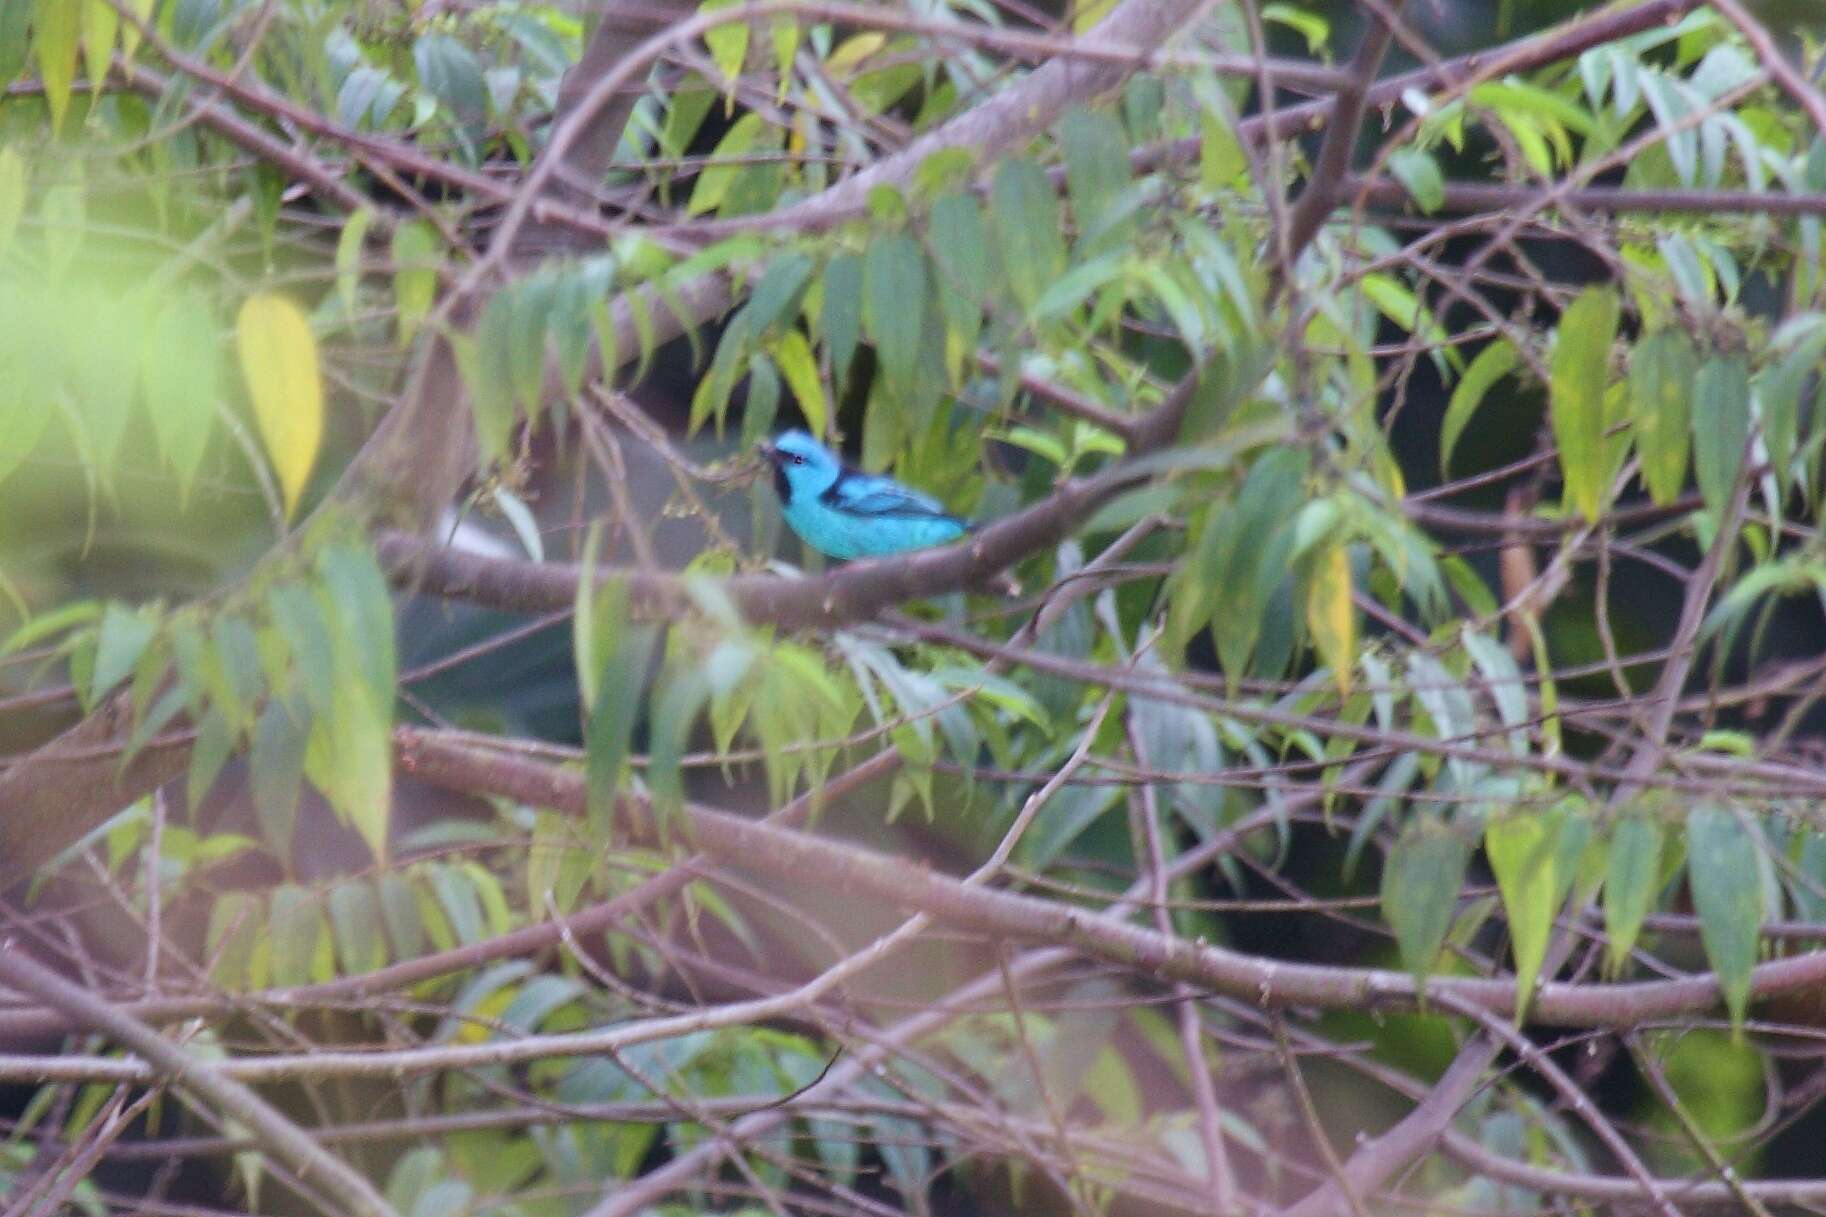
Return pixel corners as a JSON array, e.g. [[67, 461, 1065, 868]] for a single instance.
[[237, 293, 324, 520], [141, 292, 220, 505], [1692, 353, 1749, 517], [1382, 821, 1471, 991], [1686, 804, 1763, 1034], [0, 145, 25, 259], [335, 206, 374, 317], [251, 698, 309, 864], [770, 328, 826, 439], [990, 158, 1065, 312], [90, 602, 156, 704], [391, 220, 437, 347], [1550, 287, 1619, 520], [862, 232, 925, 395], [1305, 541, 1355, 695], [34, 0, 81, 133], [1486, 809, 1563, 1016], [1604, 812, 1665, 974], [1627, 330, 1696, 506], [1440, 339, 1518, 476]]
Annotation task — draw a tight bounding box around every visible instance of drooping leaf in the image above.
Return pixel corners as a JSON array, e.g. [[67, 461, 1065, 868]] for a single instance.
[[251, 697, 310, 865], [268, 884, 321, 988], [1388, 147, 1444, 212], [990, 158, 1065, 313], [0, 145, 25, 259], [1485, 807, 1564, 1016], [862, 232, 926, 396], [1627, 329, 1697, 506], [141, 292, 221, 507], [1692, 353, 1750, 517], [80, 0, 117, 87], [90, 602, 156, 704], [820, 252, 862, 392], [1060, 107, 1132, 252], [1686, 804, 1763, 1034], [328, 879, 385, 975], [335, 206, 374, 317], [1440, 338, 1518, 476], [1305, 541, 1355, 696], [391, 220, 438, 347], [237, 293, 324, 521], [770, 328, 827, 439], [1550, 286, 1619, 520], [34, 0, 81, 133], [1382, 820, 1472, 993], [1605, 812, 1665, 975]]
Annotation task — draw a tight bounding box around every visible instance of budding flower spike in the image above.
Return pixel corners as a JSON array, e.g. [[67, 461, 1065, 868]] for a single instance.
[[758, 429, 974, 560]]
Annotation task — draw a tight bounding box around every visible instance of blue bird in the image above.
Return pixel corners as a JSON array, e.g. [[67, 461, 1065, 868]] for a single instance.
[[760, 429, 971, 560]]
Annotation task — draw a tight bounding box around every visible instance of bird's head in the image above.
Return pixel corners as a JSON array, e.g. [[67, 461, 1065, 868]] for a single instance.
[[759, 429, 840, 502]]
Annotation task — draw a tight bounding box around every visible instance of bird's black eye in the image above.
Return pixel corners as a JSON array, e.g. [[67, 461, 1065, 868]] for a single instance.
[[791, 453, 806, 464]]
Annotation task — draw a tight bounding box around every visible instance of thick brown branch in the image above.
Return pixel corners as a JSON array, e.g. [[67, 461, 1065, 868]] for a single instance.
[[394, 725, 1826, 1029]]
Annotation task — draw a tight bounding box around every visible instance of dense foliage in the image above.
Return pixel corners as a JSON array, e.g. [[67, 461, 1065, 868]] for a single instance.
[[4, 0, 1826, 1214]]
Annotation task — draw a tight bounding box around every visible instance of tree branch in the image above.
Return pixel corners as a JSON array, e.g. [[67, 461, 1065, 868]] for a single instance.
[[0, 944, 399, 1217]]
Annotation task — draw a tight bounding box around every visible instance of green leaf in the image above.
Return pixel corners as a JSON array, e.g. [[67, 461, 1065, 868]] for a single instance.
[[928, 193, 987, 366], [1199, 109, 1247, 190], [746, 253, 815, 338], [1382, 820, 1472, 992], [268, 884, 321, 988], [34, 0, 81, 133], [1692, 353, 1749, 517], [390, 220, 438, 347], [1686, 804, 1763, 1035], [821, 252, 862, 392], [1550, 286, 1619, 520], [686, 111, 763, 216], [0, 145, 25, 259], [1198, 449, 1307, 683], [647, 665, 709, 831], [862, 232, 926, 396], [1440, 338, 1519, 476], [306, 543, 396, 862], [990, 159, 1065, 313], [251, 698, 310, 865], [268, 583, 335, 715], [188, 708, 234, 811], [579, 575, 658, 832], [1060, 108, 1131, 252], [334, 205, 373, 317], [90, 602, 156, 704], [701, 0, 750, 96], [1604, 812, 1665, 975], [415, 33, 488, 127], [141, 292, 220, 507], [1388, 147, 1444, 212], [1485, 807, 1565, 1016], [328, 879, 385, 974], [1627, 330, 1697, 506]]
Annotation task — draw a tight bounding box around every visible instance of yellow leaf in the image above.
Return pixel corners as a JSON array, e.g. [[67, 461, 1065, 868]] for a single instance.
[[826, 32, 884, 78], [769, 329, 826, 439], [34, 0, 82, 134], [1306, 542, 1355, 696], [81, 0, 117, 87], [236, 294, 324, 520], [117, 0, 153, 61], [0, 147, 25, 259]]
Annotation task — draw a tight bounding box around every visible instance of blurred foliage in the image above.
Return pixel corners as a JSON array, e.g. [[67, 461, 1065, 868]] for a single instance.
[[4, 0, 1826, 1213]]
